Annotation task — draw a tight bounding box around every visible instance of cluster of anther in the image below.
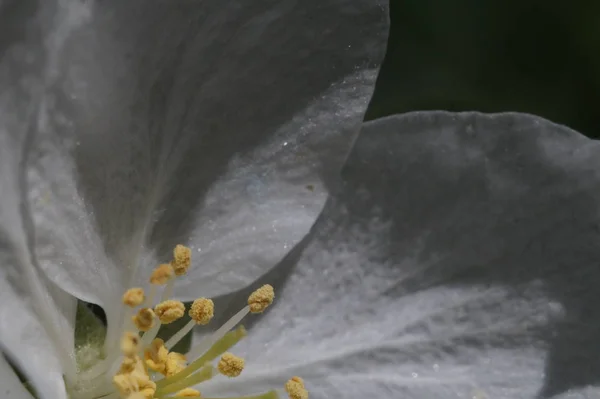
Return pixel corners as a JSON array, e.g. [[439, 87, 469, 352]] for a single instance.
[[114, 245, 306, 399]]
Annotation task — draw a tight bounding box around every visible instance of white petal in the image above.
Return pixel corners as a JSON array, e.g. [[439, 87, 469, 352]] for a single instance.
[[0, 277, 69, 399], [0, 354, 35, 399], [198, 112, 600, 398], [0, 2, 76, 396], [31, 0, 390, 306]]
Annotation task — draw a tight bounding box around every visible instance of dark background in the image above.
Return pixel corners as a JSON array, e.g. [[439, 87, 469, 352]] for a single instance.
[[367, 1, 600, 138]]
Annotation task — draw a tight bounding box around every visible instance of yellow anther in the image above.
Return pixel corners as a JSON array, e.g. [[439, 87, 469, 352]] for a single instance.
[[155, 300, 186, 324], [175, 388, 201, 397], [165, 352, 187, 377], [144, 338, 168, 374], [150, 263, 174, 285], [136, 378, 156, 399], [172, 244, 191, 276], [248, 284, 275, 313], [120, 332, 140, 356], [132, 308, 155, 332], [113, 367, 156, 399], [217, 352, 245, 377], [285, 376, 308, 399], [118, 355, 137, 375], [122, 288, 145, 307], [189, 298, 214, 325]]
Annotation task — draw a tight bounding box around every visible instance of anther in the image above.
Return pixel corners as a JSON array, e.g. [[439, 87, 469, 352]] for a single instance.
[[155, 300, 185, 324], [175, 388, 201, 397], [145, 338, 168, 374], [248, 284, 275, 313], [189, 298, 214, 325], [165, 352, 187, 377], [285, 376, 308, 399], [132, 308, 155, 331], [217, 352, 245, 377], [150, 263, 174, 285], [118, 356, 137, 374], [122, 288, 145, 307], [172, 244, 191, 276], [120, 332, 140, 356]]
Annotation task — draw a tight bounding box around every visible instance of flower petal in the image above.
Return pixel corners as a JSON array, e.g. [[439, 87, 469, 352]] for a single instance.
[[197, 112, 600, 398], [0, 275, 70, 399], [32, 0, 390, 306], [0, 354, 35, 399], [0, 2, 76, 396]]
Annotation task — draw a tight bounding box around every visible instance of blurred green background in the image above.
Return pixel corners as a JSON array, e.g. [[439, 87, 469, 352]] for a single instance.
[[367, 0, 600, 138]]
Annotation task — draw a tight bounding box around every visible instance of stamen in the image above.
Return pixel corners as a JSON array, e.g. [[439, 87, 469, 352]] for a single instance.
[[172, 244, 192, 276], [165, 352, 187, 377], [150, 264, 174, 285], [175, 387, 201, 397], [165, 298, 214, 350], [285, 377, 308, 399], [132, 308, 155, 332], [120, 332, 140, 356], [144, 338, 168, 374], [217, 352, 245, 377], [189, 298, 214, 325], [155, 300, 186, 324], [118, 356, 137, 374], [140, 318, 162, 347], [187, 307, 249, 360], [156, 327, 246, 389], [154, 364, 215, 397], [122, 288, 145, 307], [248, 284, 274, 314], [143, 285, 157, 307], [110, 245, 297, 399]]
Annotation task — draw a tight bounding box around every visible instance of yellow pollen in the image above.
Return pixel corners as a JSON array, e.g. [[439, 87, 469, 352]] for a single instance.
[[122, 288, 145, 307], [120, 332, 140, 356], [189, 298, 214, 325], [165, 352, 187, 377], [217, 352, 245, 377], [132, 308, 155, 331], [144, 338, 168, 374], [285, 376, 308, 399], [248, 284, 275, 313], [150, 263, 174, 285], [172, 244, 191, 276], [155, 300, 185, 324], [175, 388, 201, 397]]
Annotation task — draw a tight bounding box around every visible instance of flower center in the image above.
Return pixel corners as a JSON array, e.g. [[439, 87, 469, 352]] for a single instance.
[[67, 245, 306, 399]]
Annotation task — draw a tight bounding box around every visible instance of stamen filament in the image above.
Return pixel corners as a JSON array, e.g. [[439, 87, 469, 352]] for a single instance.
[[140, 316, 161, 347], [162, 279, 175, 302], [165, 319, 196, 350], [144, 285, 157, 307], [155, 364, 215, 397], [156, 326, 246, 389], [188, 306, 249, 360]]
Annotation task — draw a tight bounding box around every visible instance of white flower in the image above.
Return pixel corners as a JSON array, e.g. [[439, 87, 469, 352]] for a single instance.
[[0, 1, 388, 399], [194, 112, 600, 399]]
